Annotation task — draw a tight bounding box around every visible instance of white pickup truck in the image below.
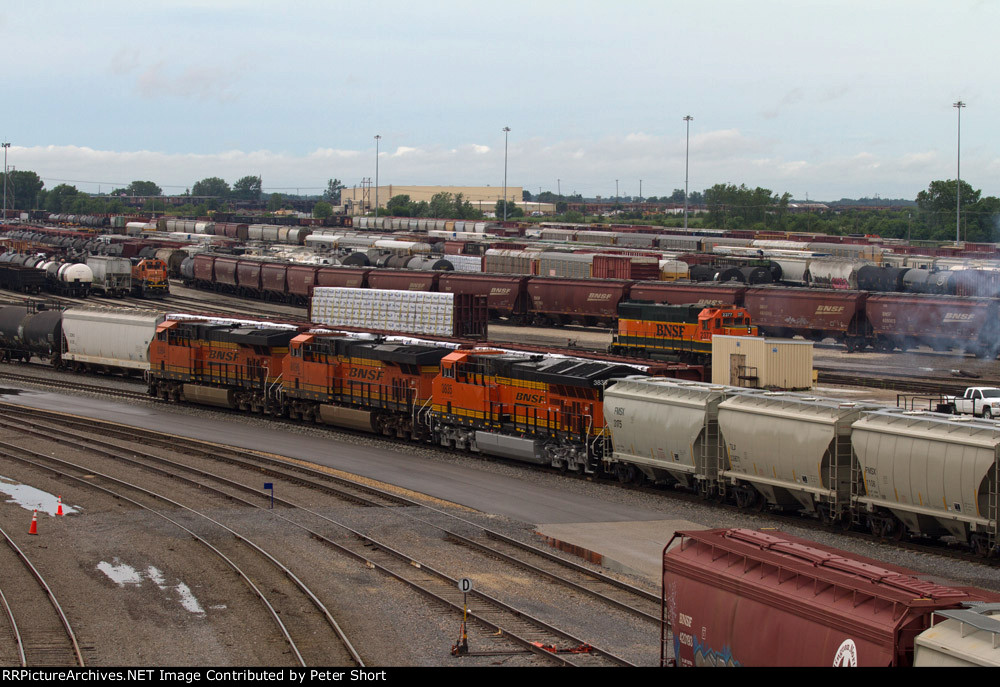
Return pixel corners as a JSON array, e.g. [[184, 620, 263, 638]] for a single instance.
[[939, 387, 1000, 419]]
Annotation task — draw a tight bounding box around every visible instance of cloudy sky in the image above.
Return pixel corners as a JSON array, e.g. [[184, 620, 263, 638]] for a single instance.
[[5, 0, 1000, 201]]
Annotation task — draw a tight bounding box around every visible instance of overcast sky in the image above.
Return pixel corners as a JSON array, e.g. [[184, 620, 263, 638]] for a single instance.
[[5, 0, 1000, 201]]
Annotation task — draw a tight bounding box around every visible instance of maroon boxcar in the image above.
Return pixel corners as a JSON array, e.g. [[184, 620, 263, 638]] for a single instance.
[[286, 265, 319, 304], [213, 257, 239, 290], [629, 281, 747, 307], [744, 287, 869, 351], [236, 260, 262, 297], [526, 277, 630, 326], [367, 269, 440, 292], [865, 293, 1000, 355], [438, 273, 530, 322], [315, 266, 371, 289], [192, 254, 216, 287], [260, 263, 288, 301], [217, 223, 249, 241], [662, 528, 997, 667], [592, 254, 660, 281]]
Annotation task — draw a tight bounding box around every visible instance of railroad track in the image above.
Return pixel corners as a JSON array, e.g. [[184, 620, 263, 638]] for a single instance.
[[0, 429, 366, 667], [0, 371, 151, 402], [0, 524, 86, 666], [1, 403, 650, 665]]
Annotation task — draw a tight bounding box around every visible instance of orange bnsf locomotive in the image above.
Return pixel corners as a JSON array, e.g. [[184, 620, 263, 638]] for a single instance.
[[610, 303, 756, 361], [147, 320, 643, 472]]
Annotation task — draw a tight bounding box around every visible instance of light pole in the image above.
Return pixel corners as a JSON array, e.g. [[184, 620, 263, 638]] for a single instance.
[[683, 115, 693, 229], [1, 143, 9, 223], [953, 101, 965, 244], [502, 127, 510, 221], [373, 135, 381, 219]]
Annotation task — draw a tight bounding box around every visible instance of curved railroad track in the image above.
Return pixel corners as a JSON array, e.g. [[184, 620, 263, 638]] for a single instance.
[[0, 523, 86, 666], [0, 404, 649, 665], [0, 424, 366, 667]]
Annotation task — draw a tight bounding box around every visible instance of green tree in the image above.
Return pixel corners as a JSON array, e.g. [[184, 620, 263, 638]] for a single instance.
[[495, 199, 523, 219], [191, 177, 231, 198], [111, 180, 162, 197], [386, 194, 413, 217], [323, 178, 345, 204], [44, 184, 80, 212], [1, 170, 44, 209], [232, 175, 262, 202], [428, 192, 456, 218], [312, 201, 333, 219], [267, 193, 283, 212]]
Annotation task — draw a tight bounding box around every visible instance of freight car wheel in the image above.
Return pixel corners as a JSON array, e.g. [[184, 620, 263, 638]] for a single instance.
[[972, 534, 990, 558]]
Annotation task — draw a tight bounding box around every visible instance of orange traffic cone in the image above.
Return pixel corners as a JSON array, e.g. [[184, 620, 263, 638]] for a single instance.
[[56, 497, 63, 517], [28, 510, 38, 535]]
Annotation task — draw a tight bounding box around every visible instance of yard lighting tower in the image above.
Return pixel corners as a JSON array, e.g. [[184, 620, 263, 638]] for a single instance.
[[502, 127, 511, 221], [953, 101, 965, 244], [683, 115, 693, 229], [374, 134, 382, 219], [1, 143, 9, 223]]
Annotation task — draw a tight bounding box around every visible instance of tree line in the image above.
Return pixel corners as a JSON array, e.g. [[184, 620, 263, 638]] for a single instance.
[[2, 168, 998, 243]]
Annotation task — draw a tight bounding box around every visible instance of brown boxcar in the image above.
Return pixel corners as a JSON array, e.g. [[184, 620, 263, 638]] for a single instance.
[[629, 281, 747, 307], [866, 293, 1000, 355], [260, 263, 288, 301], [526, 277, 630, 326], [314, 266, 371, 289], [192, 254, 216, 286], [286, 265, 319, 303], [592, 254, 660, 281], [662, 528, 996, 667], [437, 273, 530, 322], [744, 287, 869, 351], [367, 269, 440, 292]]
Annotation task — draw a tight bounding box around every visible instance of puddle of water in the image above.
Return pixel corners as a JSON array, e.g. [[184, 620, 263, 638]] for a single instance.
[[96, 558, 205, 615], [0, 475, 80, 516]]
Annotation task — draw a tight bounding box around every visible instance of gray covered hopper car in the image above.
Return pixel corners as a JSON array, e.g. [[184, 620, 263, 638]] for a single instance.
[[718, 392, 876, 521], [851, 408, 1000, 554]]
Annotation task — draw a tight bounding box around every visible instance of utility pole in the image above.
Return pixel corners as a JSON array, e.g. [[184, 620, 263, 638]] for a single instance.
[[1, 143, 9, 223]]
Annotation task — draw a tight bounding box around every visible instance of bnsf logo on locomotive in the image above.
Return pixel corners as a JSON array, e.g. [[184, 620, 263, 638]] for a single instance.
[[815, 306, 845, 314], [515, 392, 546, 403], [349, 368, 384, 381], [208, 350, 240, 362], [587, 293, 613, 302], [655, 323, 685, 338], [943, 312, 976, 321]]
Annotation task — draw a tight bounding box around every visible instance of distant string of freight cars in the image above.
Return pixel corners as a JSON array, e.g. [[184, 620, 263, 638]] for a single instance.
[[5, 215, 1000, 357]]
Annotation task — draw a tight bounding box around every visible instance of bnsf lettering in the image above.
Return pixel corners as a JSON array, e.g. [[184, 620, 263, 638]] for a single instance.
[[655, 323, 685, 338], [515, 392, 546, 404], [587, 293, 613, 302], [489, 287, 512, 296], [816, 306, 845, 314], [208, 350, 240, 362], [943, 313, 976, 321], [349, 368, 384, 381]]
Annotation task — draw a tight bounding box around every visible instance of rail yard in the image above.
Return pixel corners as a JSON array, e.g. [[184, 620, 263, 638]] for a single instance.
[[3, 213, 1000, 667]]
